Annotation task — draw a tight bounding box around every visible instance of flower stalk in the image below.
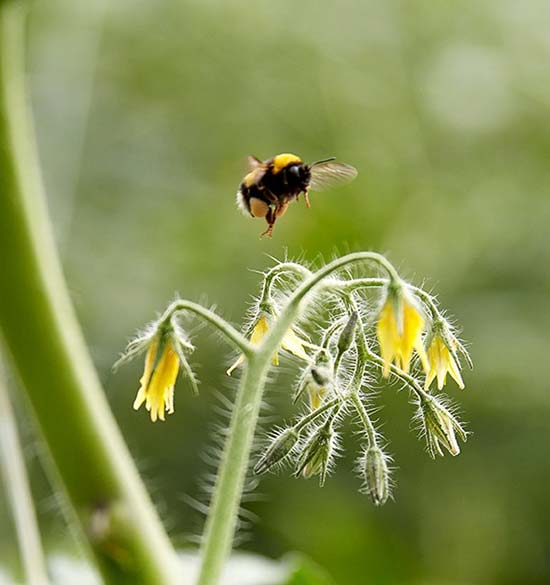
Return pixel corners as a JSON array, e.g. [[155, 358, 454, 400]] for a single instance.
[[0, 4, 178, 583]]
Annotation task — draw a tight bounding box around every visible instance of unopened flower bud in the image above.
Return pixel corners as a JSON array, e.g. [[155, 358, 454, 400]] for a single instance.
[[296, 423, 334, 486], [337, 311, 358, 356], [254, 428, 300, 474], [294, 351, 334, 410], [420, 396, 467, 457], [363, 446, 390, 506], [310, 366, 332, 387]]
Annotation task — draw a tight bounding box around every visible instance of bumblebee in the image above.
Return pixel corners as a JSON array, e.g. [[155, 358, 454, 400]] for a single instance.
[[236, 153, 358, 237]]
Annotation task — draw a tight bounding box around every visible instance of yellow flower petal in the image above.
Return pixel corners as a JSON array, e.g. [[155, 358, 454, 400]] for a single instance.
[[281, 328, 310, 361], [377, 293, 428, 377], [226, 354, 245, 376], [376, 300, 400, 378], [307, 384, 328, 410], [133, 339, 158, 410], [249, 315, 270, 344], [227, 313, 308, 376], [134, 339, 180, 422], [399, 301, 425, 374], [425, 334, 465, 391]]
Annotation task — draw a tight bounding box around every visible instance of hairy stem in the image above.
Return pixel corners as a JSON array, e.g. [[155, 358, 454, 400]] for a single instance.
[[260, 262, 312, 306], [0, 4, 178, 583], [293, 397, 341, 433], [197, 253, 402, 584], [0, 361, 50, 585], [197, 355, 271, 585], [162, 300, 253, 355], [342, 295, 379, 447]]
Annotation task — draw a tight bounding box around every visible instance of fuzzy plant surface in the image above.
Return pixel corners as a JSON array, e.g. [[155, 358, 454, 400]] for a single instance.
[[116, 252, 472, 585]]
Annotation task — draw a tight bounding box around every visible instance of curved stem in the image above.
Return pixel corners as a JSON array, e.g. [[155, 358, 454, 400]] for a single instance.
[[197, 354, 271, 585], [258, 262, 312, 311], [161, 300, 253, 356], [263, 262, 312, 291], [0, 360, 50, 585], [196, 253, 402, 585], [327, 277, 388, 294], [262, 252, 400, 363], [0, 5, 178, 583], [350, 393, 378, 447], [293, 252, 400, 306]]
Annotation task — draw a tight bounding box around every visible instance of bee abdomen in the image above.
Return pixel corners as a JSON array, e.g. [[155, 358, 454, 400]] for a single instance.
[[236, 188, 252, 217]]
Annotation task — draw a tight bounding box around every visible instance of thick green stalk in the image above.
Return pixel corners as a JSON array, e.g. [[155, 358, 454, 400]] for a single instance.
[[0, 3, 179, 583], [197, 354, 270, 585], [0, 362, 50, 585], [197, 254, 404, 584], [198, 304, 302, 584]]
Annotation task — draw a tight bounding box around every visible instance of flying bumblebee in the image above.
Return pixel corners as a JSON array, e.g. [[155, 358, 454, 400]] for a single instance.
[[236, 153, 358, 237]]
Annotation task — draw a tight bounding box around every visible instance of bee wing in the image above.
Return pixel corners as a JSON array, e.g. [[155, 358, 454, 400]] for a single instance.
[[247, 155, 265, 171], [309, 162, 358, 191]]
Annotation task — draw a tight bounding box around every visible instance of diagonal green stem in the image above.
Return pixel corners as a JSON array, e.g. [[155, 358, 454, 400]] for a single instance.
[[0, 3, 179, 583]]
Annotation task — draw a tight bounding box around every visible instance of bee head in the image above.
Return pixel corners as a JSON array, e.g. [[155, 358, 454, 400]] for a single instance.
[[287, 163, 310, 183]]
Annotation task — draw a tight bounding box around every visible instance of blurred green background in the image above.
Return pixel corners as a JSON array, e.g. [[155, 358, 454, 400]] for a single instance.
[[2, 0, 550, 583]]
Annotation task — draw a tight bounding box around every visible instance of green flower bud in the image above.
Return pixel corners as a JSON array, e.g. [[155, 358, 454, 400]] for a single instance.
[[254, 428, 300, 474], [310, 366, 332, 387], [420, 396, 467, 457], [337, 311, 358, 355], [295, 423, 334, 486], [363, 446, 390, 506], [293, 350, 334, 410]]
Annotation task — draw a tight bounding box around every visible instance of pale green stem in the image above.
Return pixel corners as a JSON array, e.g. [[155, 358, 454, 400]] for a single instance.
[[337, 277, 443, 322], [197, 354, 269, 585], [0, 360, 50, 585], [326, 277, 388, 294], [293, 397, 341, 433], [350, 393, 378, 446], [341, 295, 379, 447], [197, 252, 402, 585], [261, 262, 312, 295], [0, 4, 179, 583], [161, 300, 253, 356], [265, 252, 401, 356]]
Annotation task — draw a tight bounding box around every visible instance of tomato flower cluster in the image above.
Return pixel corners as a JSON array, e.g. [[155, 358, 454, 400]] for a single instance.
[[115, 254, 472, 505]]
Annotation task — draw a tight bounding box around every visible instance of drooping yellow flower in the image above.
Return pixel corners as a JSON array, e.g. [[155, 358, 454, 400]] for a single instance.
[[227, 314, 309, 376], [376, 290, 428, 377], [133, 336, 180, 422], [425, 334, 464, 390]]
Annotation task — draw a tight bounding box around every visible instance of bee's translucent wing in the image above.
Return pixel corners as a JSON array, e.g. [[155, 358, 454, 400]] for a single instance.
[[309, 162, 358, 191], [247, 155, 265, 171], [243, 155, 268, 187]]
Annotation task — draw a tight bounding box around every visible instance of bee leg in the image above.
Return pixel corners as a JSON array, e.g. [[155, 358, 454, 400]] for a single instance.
[[275, 202, 289, 218], [260, 208, 276, 238], [304, 189, 311, 208], [260, 222, 275, 238], [260, 207, 278, 238]]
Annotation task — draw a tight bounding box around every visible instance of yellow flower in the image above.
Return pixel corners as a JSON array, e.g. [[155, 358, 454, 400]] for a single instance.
[[227, 313, 309, 375], [133, 336, 180, 422], [307, 384, 328, 411], [376, 290, 428, 377], [425, 334, 464, 390]]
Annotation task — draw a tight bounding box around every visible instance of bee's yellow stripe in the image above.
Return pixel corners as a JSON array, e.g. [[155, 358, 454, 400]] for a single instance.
[[272, 153, 302, 174]]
